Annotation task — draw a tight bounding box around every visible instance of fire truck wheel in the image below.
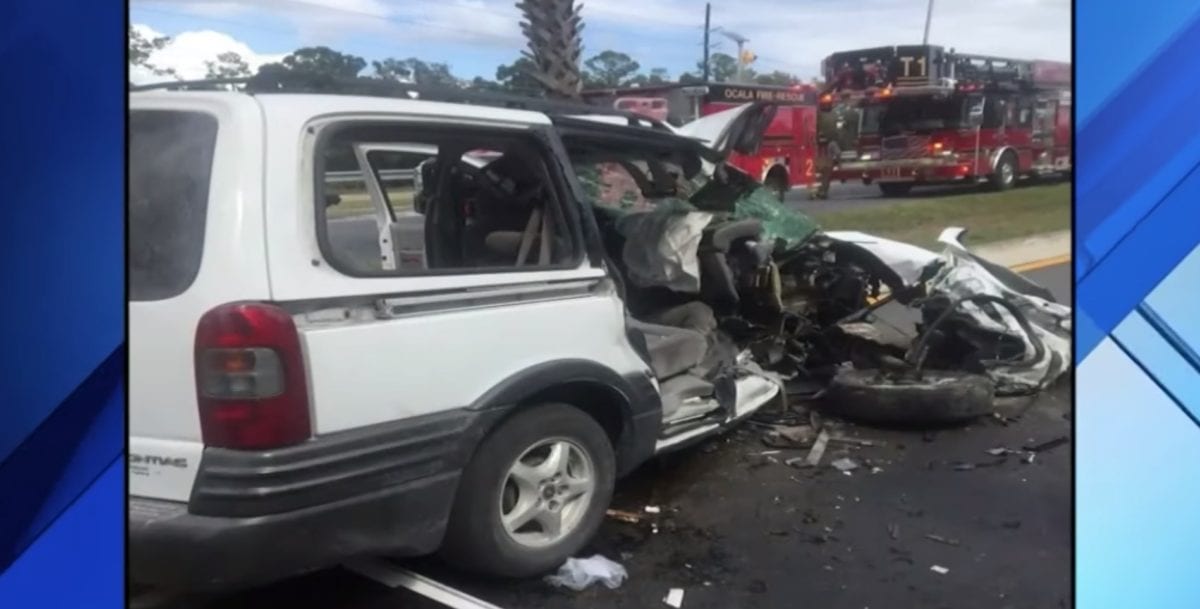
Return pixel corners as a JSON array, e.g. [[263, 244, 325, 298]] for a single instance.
[[989, 152, 1018, 191], [878, 182, 912, 197]]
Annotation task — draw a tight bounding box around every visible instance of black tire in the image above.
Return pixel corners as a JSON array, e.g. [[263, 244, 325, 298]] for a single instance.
[[878, 182, 912, 197], [820, 369, 995, 426], [439, 403, 615, 578], [988, 151, 1018, 191]]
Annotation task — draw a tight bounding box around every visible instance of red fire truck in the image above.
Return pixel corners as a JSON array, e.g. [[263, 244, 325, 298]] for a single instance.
[[582, 82, 820, 196], [819, 45, 1071, 196]]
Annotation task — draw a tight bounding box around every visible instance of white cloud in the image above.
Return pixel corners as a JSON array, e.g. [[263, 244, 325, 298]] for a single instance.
[[131, 23, 287, 84]]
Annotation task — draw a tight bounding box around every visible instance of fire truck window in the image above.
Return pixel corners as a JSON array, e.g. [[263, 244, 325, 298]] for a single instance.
[[860, 105, 882, 135], [874, 97, 964, 135], [982, 98, 1006, 129]]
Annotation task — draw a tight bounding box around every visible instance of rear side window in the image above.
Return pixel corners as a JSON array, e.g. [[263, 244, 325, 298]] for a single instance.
[[129, 110, 218, 301]]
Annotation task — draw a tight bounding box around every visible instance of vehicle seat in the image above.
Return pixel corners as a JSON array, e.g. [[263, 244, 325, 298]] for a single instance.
[[698, 219, 763, 315], [626, 317, 709, 379]]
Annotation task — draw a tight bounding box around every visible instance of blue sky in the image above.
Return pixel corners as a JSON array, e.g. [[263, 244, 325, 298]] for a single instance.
[[130, 0, 1071, 82]]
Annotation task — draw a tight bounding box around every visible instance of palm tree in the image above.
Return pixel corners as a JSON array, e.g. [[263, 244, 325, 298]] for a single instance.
[[516, 0, 585, 99]]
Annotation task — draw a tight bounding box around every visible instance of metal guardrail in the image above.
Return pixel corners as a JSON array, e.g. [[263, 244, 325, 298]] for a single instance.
[[324, 169, 415, 184]]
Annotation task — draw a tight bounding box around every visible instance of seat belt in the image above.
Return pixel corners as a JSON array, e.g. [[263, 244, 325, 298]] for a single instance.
[[538, 207, 553, 266], [515, 207, 542, 266]]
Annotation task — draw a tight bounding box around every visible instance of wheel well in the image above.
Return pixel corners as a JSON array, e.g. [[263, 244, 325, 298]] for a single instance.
[[992, 147, 1017, 171], [524, 381, 627, 448], [765, 164, 789, 186]]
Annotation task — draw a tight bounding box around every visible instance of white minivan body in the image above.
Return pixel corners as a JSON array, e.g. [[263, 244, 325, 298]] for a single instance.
[[129, 91, 779, 591]]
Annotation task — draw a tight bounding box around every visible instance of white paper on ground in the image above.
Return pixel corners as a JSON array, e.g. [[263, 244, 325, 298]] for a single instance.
[[663, 588, 685, 607], [543, 555, 628, 591]]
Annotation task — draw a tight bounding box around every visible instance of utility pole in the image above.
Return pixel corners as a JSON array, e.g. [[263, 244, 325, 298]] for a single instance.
[[923, 0, 935, 45], [702, 3, 711, 82]]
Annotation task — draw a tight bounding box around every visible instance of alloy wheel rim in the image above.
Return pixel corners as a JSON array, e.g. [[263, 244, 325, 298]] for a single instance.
[[498, 438, 595, 548]]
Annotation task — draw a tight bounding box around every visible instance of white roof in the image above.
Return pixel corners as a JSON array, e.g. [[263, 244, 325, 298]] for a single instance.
[[130, 90, 554, 126]]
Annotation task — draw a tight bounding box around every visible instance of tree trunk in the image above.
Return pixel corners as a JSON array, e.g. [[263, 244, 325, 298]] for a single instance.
[[516, 0, 585, 100]]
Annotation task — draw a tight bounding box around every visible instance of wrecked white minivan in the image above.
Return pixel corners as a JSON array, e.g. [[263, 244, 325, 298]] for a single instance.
[[128, 86, 787, 592], [128, 79, 1069, 592]]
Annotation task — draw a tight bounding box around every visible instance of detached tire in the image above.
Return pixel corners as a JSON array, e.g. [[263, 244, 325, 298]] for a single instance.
[[821, 369, 995, 426], [440, 403, 615, 578]]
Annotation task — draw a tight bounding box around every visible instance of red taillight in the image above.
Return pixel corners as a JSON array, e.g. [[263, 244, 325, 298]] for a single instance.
[[195, 302, 312, 450]]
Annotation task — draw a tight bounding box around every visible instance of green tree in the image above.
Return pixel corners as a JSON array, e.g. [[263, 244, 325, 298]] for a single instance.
[[252, 46, 367, 90], [583, 50, 641, 87], [258, 46, 365, 79], [468, 76, 505, 92], [696, 52, 741, 82], [754, 70, 797, 86], [495, 57, 543, 95], [372, 57, 459, 87], [129, 27, 177, 80], [205, 51, 252, 80], [624, 66, 671, 87]]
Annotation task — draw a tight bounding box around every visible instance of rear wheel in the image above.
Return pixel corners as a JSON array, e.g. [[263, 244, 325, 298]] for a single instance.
[[878, 182, 912, 197], [989, 152, 1018, 191], [440, 403, 615, 577]]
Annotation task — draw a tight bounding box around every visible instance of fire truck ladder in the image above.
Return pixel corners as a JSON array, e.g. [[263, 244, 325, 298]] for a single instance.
[[946, 53, 1037, 91]]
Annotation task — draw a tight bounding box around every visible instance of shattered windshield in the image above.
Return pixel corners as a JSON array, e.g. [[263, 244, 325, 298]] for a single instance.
[[864, 96, 966, 135]]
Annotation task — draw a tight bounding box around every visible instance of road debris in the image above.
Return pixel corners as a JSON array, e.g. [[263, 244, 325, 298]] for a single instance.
[[987, 447, 1016, 456], [887, 523, 900, 540], [831, 457, 860, 472], [924, 534, 961, 547], [644, 505, 662, 514], [1023, 452, 1037, 464], [763, 424, 816, 448], [748, 452, 781, 468], [663, 588, 685, 608], [606, 509, 642, 524], [830, 435, 879, 448], [544, 555, 628, 591], [804, 430, 831, 467], [1024, 435, 1069, 453], [930, 565, 950, 575], [344, 559, 505, 609]]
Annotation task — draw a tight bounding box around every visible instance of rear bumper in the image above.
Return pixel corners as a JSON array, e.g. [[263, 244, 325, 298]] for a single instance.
[[130, 409, 476, 591], [129, 472, 459, 591], [833, 158, 978, 183]]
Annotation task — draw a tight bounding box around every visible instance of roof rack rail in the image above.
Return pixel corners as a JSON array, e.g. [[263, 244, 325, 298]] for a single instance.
[[130, 75, 674, 132]]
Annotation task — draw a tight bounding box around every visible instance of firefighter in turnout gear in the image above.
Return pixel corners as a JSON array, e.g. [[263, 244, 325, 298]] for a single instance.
[[811, 94, 857, 200]]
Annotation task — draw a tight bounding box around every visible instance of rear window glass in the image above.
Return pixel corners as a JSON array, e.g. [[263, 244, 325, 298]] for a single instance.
[[129, 110, 218, 301]]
